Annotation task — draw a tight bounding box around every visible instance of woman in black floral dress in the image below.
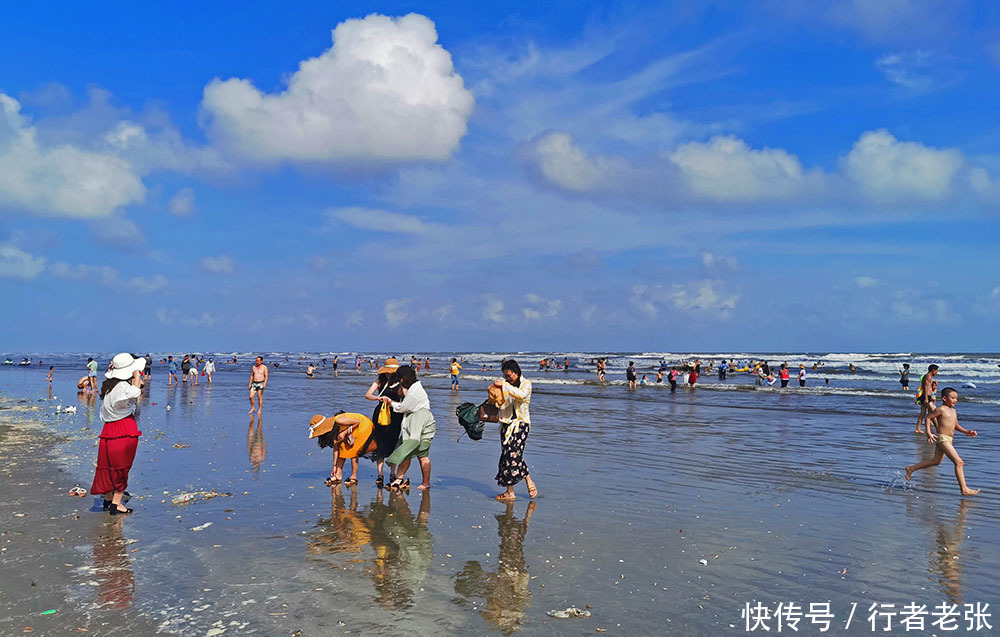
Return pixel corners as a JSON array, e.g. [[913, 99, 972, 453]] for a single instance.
[[492, 360, 538, 502]]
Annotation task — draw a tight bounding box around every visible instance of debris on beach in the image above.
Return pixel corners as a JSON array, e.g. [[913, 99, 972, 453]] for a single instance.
[[190, 522, 213, 531], [547, 607, 591, 619], [171, 490, 232, 505], [699, 559, 708, 565], [67, 486, 87, 497], [173, 443, 191, 449]]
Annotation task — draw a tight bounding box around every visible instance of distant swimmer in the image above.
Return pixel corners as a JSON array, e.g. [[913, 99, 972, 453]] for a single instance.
[[848, 363, 856, 373], [905, 387, 979, 496], [307, 363, 316, 377]]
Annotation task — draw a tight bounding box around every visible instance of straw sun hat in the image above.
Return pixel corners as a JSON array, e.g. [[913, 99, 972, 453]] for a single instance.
[[377, 357, 400, 374], [105, 353, 146, 380]]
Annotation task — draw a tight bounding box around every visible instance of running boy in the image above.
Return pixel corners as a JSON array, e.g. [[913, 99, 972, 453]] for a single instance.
[[905, 387, 979, 496]]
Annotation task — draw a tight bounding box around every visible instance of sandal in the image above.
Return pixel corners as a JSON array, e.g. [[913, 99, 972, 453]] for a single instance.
[[527, 481, 538, 499], [390, 478, 410, 491], [109, 505, 133, 516], [495, 492, 516, 502], [325, 476, 342, 487], [344, 477, 358, 486], [375, 476, 384, 488]]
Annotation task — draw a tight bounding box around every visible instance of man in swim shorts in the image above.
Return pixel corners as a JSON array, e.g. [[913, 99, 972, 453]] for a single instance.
[[905, 387, 979, 496], [248, 356, 269, 414]]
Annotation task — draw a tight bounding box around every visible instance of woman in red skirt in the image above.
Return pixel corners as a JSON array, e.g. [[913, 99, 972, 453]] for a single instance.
[[91, 353, 145, 515]]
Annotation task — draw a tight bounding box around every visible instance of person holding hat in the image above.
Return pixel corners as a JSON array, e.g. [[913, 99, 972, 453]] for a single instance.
[[365, 357, 404, 488], [90, 353, 146, 515]]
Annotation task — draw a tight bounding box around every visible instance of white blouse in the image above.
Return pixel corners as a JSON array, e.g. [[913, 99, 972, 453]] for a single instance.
[[100, 382, 142, 422], [390, 381, 430, 413]]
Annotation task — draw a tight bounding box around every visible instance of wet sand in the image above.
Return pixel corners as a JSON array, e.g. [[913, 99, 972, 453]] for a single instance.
[[1, 358, 998, 635]]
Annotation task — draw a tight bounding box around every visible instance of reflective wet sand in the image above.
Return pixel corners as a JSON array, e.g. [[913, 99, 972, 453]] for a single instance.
[[1, 359, 997, 635]]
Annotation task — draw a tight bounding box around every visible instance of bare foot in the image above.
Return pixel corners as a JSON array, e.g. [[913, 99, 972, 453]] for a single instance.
[[961, 489, 980, 496], [248, 408, 256, 414], [417, 483, 431, 490], [914, 429, 924, 434], [904, 466, 913, 481]]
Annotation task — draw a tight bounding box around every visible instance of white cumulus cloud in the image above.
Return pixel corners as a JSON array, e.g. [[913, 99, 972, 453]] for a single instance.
[[855, 276, 878, 288], [631, 280, 739, 318], [482, 297, 505, 324], [522, 132, 627, 192], [201, 13, 474, 164], [843, 129, 962, 201], [522, 293, 563, 320], [200, 255, 234, 274], [0, 242, 47, 280], [670, 135, 811, 201], [168, 187, 196, 216], [0, 94, 145, 217], [384, 298, 411, 327]]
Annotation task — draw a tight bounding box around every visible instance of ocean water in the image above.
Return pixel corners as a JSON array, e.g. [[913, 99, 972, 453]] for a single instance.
[[1, 352, 998, 635]]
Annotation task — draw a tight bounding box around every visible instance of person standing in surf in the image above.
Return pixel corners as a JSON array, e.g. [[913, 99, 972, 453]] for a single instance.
[[91, 353, 146, 515], [365, 357, 403, 488], [626, 361, 637, 390], [492, 359, 538, 502], [248, 356, 269, 414], [899, 363, 910, 391], [915, 364, 939, 434]]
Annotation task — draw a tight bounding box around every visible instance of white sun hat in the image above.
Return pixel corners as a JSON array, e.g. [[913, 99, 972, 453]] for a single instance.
[[105, 353, 146, 380]]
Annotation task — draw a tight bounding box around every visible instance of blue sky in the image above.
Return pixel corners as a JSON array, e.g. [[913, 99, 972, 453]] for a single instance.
[[2, 1, 999, 352]]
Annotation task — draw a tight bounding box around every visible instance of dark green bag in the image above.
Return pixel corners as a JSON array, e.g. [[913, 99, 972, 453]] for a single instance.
[[456, 402, 485, 441]]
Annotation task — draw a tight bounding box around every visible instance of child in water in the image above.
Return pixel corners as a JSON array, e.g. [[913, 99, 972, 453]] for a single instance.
[[905, 387, 979, 496]]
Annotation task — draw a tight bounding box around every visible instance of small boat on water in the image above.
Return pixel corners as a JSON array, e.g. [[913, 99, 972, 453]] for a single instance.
[[18, 358, 31, 366], [2, 358, 13, 366]]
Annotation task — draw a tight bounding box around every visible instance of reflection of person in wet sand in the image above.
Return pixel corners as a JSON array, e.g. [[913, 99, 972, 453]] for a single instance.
[[365, 489, 432, 610], [247, 413, 266, 475], [455, 500, 536, 632], [306, 487, 432, 611], [930, 499, 973, 604], [93, 518, 135, 610], [905, 388, 980, 496]]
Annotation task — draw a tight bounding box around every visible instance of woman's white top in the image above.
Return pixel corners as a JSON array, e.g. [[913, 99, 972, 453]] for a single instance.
[[204, 362, 215, 373], [500, 377, 532, 424], [100, 382, 142, 422], [390, 381, 430, 414]]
